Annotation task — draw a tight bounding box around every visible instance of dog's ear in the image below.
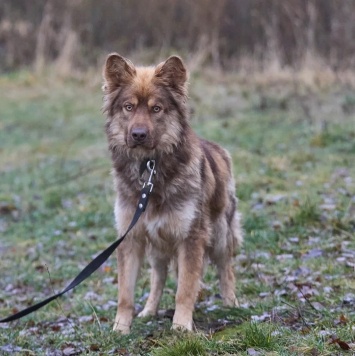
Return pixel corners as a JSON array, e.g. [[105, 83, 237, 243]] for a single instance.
[[103, 53, 136, 92], [155, 56, 187, 94]]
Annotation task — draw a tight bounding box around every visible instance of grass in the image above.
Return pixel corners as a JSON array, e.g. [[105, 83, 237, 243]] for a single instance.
[[0, 70, 355, 355]]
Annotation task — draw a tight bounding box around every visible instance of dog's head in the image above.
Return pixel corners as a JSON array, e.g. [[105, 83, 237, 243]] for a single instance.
[[103, 54, 189, 159]]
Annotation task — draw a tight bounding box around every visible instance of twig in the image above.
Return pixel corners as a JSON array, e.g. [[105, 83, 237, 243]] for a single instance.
[[333, 226, 354, 240], [42, 162, 107, 188], [87, 301, 102, 330], [45, 264, 82, 339], [296, 285, 321, 314], [280, 299, 310, 329]]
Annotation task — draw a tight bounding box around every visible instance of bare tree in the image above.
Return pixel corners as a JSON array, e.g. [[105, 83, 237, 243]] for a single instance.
[[1, 0, 355, 71]]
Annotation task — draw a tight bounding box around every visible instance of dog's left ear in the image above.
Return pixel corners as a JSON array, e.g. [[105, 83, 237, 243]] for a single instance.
[[155, 56, 187, 94]]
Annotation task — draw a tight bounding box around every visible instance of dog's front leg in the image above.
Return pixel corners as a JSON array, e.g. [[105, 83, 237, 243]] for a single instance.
[[114, 237, 144, 334], [173, 232, 206, 331], [138, 253, 169, 318]]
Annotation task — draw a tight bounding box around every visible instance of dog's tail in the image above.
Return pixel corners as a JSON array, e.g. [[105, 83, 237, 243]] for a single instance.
[[227, 175, 243, 251], [230, 207, 243, 249]]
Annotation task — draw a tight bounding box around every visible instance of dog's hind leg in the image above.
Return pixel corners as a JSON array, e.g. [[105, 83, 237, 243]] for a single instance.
[[211, 243, 239, 307], [219, 210, 243, 307], [216, 258, 239, 307], [212, 211, 243, 307], [138, 253, 169, 318]]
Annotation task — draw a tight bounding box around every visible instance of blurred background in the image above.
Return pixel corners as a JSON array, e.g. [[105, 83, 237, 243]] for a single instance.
[[2, 0, 355, 75]]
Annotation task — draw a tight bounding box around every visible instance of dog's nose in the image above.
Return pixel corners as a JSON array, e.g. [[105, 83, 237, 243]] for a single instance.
[[131, 127, 148, 143]]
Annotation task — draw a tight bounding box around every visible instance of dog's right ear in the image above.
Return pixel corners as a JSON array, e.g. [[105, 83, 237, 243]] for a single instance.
[[103, 53, 136, 93]]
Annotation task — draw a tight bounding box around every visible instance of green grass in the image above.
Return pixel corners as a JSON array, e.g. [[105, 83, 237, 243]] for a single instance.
[[0, 71, 355, 355]]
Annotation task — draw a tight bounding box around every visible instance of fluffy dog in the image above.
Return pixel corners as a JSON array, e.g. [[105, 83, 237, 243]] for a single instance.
[[102, 54, 243, 334]]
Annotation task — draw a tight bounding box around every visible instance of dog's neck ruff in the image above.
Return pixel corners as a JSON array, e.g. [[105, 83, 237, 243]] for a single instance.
[[139, 158, 155, 176], [139, 158, 156, 188]]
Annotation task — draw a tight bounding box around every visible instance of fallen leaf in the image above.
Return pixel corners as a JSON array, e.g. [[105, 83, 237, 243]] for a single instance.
[[103, 266, 112, 273], [265, 194, 285, 204], [247, 348, 262, 355], [90, 344, 100, 351], [274, 289, 287, 297], [329, 336, 350, 350], [108, 348, 129, 355], [0, 202, 17, 215], [319, 204, 336, 211], [62, 347, 77, 356], [311, 302, 325, 311], [51, 325, 61, 332], [0, 345, 25, 353], [259, 292, 270, 298], [272, 220, 282, 229], [78, 315, 93, 323], [343, 293, 355, 305], [276, 254, 294, 261], [309, 347, 319, 355], [251, 313, 270, 322], [336, 340, 350, 350], [300, 327, 311, 335], [346, 261, 355, 268], [338, 314, 349, 325], [301, 249, 323, 260]]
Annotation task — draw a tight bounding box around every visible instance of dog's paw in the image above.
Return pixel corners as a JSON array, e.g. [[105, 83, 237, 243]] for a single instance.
[[171, 322, 193, 332], [171, 315, 193, 332], [137, 308, 156, 318], [222, 296, 240, 308], [113, 322, 131, 334], [234, 297, 240, 307]]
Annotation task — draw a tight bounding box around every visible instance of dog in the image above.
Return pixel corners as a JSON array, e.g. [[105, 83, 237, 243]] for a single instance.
[[102, 54, 243, 334]]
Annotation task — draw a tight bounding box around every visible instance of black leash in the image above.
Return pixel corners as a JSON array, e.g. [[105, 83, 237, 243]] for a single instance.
[[0, 159, 156, 323]]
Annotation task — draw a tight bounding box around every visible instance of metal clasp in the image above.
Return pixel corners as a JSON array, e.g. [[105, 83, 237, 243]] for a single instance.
[[143, 159, 156, 192]]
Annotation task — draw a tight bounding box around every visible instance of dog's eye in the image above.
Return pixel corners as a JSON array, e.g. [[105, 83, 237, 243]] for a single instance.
[[125, 104, 133, 111], [153, 106, 161, 113]]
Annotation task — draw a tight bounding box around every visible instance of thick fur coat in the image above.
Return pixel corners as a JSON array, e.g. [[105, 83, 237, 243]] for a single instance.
[[102, 54, 243, 333]]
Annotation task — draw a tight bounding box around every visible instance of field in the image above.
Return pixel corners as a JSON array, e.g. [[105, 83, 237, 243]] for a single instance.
[[0, 69, 354, 355]]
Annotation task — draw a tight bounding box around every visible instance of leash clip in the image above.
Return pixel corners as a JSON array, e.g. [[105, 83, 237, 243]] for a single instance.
[[143, 159, 156, 192]]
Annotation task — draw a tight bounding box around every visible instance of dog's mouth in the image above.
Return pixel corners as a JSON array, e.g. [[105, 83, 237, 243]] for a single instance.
[[126, 138, 156, 150], [130, 144, 155, 150]]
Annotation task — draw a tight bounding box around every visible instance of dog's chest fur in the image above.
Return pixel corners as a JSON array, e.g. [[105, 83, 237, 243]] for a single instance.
[[114, 159, 202, 249], [143, 199, 197, 242]]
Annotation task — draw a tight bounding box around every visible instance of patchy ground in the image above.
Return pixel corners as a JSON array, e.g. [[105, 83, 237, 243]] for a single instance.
[[0, 70, 354, 355]]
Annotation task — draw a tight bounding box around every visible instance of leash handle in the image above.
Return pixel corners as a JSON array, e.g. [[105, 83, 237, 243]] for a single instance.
[[0, 161, 155, 323]]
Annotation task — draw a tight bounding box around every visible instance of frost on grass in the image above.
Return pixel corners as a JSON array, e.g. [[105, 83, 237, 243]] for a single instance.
[[1, 76, 354, 354]]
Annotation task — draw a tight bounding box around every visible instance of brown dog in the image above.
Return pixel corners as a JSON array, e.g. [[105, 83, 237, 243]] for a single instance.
[[102, 54, 243, 334]]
